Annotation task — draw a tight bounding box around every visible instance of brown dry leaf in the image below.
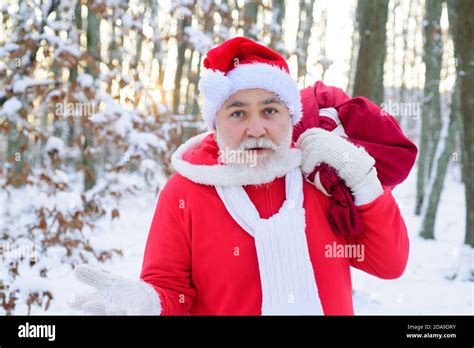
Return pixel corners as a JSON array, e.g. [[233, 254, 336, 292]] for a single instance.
[[111, 209, 120, 220], [38, 217, 47, 231]]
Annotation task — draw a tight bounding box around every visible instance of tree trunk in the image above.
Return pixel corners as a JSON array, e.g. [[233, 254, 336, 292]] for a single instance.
[[390, 0, 400, 112], [191, 52, 203, 116], [131, 2, 145, 73], [243, 1, 259, 40], [173, 14, 191, 114], [149, 0, 166, 95], [296, 0, 314, 85], [67, 2, 82, 149], [347, 7, 359, 94], [450, 0, 474, 248], [82, 6, 100, 191], [353, 0, 389, 105], [269, 0, 285, 50], [400, 0, 415, 110], [319, 9, 329, 82], [420, 79, 459, 239], [415, 0, 443, 215]]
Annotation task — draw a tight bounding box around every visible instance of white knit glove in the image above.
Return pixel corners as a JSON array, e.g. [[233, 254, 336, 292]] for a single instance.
[[70, 264, 162, 315], [297, 127, 384, 205]]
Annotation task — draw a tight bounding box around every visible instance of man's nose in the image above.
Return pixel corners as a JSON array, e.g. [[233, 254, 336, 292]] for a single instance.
[[245, 115, 267, 138]]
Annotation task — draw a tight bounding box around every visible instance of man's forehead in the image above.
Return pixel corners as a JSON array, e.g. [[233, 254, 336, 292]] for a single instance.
[[223, 90, 283, 107]]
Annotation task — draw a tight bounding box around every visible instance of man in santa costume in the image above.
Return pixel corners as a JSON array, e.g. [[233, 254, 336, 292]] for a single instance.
[[71, 37, 410, 315]]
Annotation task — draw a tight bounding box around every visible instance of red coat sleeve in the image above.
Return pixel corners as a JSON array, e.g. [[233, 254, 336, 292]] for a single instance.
[[140, 188, 197, 315], [346, 187, 409, 279]]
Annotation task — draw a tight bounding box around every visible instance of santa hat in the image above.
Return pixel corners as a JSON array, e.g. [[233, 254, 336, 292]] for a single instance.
[[198, 37, 303, 130]]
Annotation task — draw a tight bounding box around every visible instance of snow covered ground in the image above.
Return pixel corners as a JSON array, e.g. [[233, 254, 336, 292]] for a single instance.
[[7, 161, 473, 315], [353, 162, 473, 315]]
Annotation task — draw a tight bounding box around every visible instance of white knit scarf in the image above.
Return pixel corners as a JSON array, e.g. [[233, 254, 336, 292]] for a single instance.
[[215, 168, 324, 315]]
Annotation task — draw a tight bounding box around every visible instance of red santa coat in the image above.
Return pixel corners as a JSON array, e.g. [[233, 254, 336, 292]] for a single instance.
[[140, 133, 409, 315]]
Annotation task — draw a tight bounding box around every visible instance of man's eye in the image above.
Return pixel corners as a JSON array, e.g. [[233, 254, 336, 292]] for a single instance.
[[231, 111, 244, 118], [264, 108, 277, 116]]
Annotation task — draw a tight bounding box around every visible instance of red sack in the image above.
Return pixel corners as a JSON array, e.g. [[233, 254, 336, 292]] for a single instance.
[[293, 81, 418, 237]]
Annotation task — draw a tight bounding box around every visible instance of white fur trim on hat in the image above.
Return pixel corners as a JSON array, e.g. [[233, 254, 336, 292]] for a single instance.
[[198, 63, 303, 130]]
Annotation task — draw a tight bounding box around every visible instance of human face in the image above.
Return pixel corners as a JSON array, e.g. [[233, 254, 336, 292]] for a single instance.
[[215, 89, 292, 166]]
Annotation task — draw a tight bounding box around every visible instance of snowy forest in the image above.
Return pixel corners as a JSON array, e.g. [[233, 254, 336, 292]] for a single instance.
[[0, 0, 472, 315]]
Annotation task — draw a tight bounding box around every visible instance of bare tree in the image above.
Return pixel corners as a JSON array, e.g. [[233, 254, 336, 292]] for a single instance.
[[415, 0, 443, 215], [296, 0, 314, 85], [269, 0, 285, 50], [353, 0, 390, 105], [243, 0, 259, 40], [449, 0, 474, 249], [173, 5, 192, 114], [82, 6, 100, 191], [420, 80, 459, 239]]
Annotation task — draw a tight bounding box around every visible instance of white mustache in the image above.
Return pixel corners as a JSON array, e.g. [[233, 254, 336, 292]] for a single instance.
[[238, 138, 279, 151]]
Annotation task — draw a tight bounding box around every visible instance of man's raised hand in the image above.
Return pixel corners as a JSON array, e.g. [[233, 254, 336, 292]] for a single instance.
[[70, 264, 162, 315]]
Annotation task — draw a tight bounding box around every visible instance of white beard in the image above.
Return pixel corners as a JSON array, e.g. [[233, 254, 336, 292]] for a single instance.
[[214, 128, 294, 185], [171, 131, 303, 186]]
